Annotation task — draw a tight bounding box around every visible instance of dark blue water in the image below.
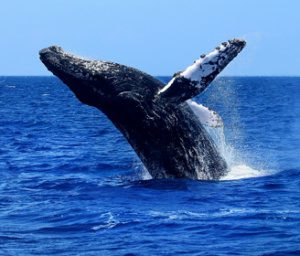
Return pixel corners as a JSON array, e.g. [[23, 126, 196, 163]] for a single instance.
[[0, 76, 299, 255]]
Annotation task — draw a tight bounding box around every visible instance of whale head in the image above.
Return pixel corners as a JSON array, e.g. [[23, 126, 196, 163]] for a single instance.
[[39, 46, 162, 109]]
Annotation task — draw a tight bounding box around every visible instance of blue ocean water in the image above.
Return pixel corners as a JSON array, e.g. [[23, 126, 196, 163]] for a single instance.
[[0, 76, 299, 255]]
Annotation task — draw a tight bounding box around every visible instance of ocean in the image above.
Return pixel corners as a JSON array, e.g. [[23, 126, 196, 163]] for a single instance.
[[0, 76, 299, 255]]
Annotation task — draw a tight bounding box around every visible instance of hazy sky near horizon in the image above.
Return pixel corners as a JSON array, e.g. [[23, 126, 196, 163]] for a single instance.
[[0, 0, 299, 76]]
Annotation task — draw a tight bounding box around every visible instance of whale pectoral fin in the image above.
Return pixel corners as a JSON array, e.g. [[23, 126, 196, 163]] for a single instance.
[[157, 39, 246, 104], [187, 100, 223, 128]]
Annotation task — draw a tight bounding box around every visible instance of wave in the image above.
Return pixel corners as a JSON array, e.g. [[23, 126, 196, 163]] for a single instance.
[[91, 208, 300, 232], [91, 212, 119, 231], [147, 208, 300, 220]]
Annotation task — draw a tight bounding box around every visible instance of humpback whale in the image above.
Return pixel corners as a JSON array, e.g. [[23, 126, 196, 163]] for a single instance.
[[39, 39, 246, 180]]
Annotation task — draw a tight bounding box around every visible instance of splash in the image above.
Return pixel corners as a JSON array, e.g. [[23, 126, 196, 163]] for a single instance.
[[221, 164, 268, 180], [137, 117, 268, 181], [190, 99, 269, 181], [138, 166, 152, 180], [207, 125, 268, 180]]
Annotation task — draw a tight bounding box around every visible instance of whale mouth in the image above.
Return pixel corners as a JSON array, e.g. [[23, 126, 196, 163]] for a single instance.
[[39, 45, 64, 56], [39, 46, 95, 81], [39, 46, 107, 106], [39, 46, 72, 77], [39, 46, 65, 70]]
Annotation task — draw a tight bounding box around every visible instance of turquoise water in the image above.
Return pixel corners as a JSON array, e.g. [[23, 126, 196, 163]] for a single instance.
[[0, 76, 299, 255]]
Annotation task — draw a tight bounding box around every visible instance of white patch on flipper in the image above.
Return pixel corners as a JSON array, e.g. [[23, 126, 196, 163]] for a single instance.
[[158, 39, 245, 98], [181, 44, 226, 83], [157, 43, 227, 96], [188, 100, 223, 128]]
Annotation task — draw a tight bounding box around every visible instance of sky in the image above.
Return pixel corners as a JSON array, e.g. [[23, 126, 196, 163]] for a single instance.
[[0, 0, 299, 76]]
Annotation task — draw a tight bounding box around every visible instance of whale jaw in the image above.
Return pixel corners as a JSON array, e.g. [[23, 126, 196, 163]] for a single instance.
[[39, 46, 95, 81]]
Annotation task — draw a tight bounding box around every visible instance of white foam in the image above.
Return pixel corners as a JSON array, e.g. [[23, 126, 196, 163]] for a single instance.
[[140, 166, 152, 180], [147, 208, 299, 222], [208, 126, 268, 180], [91, 212, 119, 231], [221, 164, 268, 180], [190, 99, 269, 180]]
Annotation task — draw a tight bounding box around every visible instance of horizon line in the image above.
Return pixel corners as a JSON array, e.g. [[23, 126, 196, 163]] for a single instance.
[[1, 75, 300, 77]]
